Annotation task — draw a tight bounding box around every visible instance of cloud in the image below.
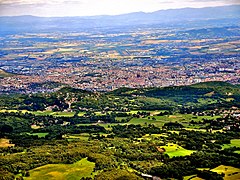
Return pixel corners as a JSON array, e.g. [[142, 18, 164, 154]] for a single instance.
[[0, 0, 40, 5], [0, 0, 72, 5], [187, 0, 240, 3], [0, 0, 239, 17]]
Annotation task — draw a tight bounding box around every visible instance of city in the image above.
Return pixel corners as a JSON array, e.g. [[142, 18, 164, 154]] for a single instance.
[[0, 26, 239, 93]]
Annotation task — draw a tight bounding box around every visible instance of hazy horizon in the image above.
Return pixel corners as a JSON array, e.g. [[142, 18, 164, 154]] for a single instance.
[[0, 0, 240, 17]]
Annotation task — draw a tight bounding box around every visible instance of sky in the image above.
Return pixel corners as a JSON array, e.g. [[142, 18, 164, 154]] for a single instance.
[[0, 0, 239, 17]]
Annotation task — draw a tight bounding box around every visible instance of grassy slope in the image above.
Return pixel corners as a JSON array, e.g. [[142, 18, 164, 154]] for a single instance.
[[222, 139, 240, 153], [26, 133, 49, 138], [25, 158, 95, 180], [160, 143, 195, 158], [185, 165, 240, 180], [222, 139, 240, 149], [211, 165, 240, 180]]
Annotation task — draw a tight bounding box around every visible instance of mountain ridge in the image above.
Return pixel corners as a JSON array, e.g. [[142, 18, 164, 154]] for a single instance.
[[0, 5, 239, 18], [0, 5, 239, 33]]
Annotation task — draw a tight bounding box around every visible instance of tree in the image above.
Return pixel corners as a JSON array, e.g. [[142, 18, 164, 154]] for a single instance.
[[0, 124, 13, 133]]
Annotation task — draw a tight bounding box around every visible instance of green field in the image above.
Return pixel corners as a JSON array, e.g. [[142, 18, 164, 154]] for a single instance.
[[222, 139, 240, 150], [197, 98, 218, 104], [183, 175, 203, 180], [63, 133, 89, 141], [160, 143, 195, 158], [0, 109, 28, 113], [184, 165, 240, 180], [26, 133, 49, 138], [0, 109, 221, 127], [183, 128, 223, 133], [32, 111, 75, 117], [77, 112, 86, 117], [25, 158, 96, 180], [128, 113, 220, 128], [211, 165, 240, 180], [127, 110, 165, 115], [0, 109, 75, 117]]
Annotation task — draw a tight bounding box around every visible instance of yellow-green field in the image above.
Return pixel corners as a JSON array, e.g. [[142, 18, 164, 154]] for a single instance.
[[211, 165, 240, 180], [77, 112, 86, 117], [32, 111, 75, 117], [26, 133, 49, 138], [222, 139, 240, 150], [25, 158, 96, 180], [0, 109, 28, 113], [63, 133, 89, 141], [184, 175, 203, 180], [0, 138, 15, 147], [0, 109, 75, 117], [160, 143, 195, 158], [127, 110, 165, 115], [185, 165, 240, 180]]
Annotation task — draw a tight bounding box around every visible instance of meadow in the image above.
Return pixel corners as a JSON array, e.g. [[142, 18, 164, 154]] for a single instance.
[[211, 165, 240, 180], [184, 165, 240, 180], [26, 133, 49, 138], [159, 143, 195, 158], [25, 158, 95, 180], [222, 139, 240, 154]]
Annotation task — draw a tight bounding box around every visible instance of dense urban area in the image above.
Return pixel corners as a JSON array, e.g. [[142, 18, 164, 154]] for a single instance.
[[0, 25, 239, 92]]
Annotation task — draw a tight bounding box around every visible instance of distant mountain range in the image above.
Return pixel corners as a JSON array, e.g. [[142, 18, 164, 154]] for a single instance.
[[0, 5, 240, 33]]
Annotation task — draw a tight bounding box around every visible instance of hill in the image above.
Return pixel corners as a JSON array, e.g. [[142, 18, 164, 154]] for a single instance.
[[109, 81, 240, 110], [0, 81, 239, 111], [0, 69, 15, 78], [110, 81, 240, 97]]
